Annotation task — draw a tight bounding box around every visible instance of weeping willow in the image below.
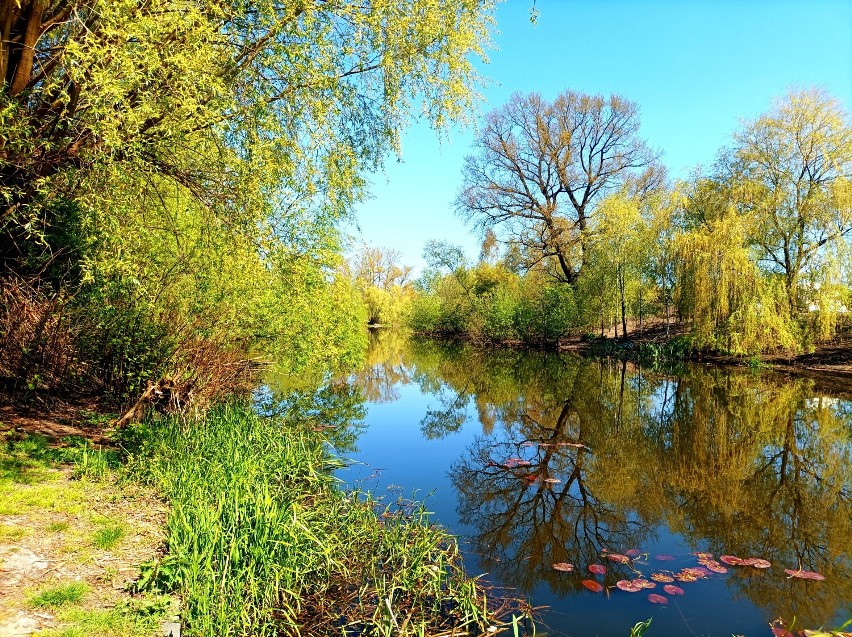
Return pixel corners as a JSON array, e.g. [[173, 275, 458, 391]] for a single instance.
[[675, 216, 800, 355]]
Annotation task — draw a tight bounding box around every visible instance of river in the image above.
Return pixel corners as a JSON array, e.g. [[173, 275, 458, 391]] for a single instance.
[[267, 330, 852, 636]]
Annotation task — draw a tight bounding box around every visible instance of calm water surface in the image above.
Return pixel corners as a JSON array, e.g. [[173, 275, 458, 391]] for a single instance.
[[277, 331, 852, 636]]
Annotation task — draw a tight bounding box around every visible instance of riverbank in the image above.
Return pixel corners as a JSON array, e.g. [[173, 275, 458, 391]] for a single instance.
[[1, 400, 516, 636], [0, 415, 175, 637]]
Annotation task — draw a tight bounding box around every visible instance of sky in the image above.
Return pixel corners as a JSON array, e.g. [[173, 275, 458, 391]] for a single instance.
[[345, 0, 852, 274]]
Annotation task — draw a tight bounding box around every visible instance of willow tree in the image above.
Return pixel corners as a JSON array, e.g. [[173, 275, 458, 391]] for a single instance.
[[675, 179, 800, 354], [729, 89, 852, 315], [0, 0, 495, 272], [0, 0, 496, 397], [456, 90, 660, 284]]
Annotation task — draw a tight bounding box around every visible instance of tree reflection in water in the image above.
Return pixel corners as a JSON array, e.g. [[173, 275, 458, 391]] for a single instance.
[[353, 333, 852, 626]]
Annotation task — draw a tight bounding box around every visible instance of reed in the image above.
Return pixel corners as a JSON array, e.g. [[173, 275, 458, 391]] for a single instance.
[[130, 403, 502, 636]]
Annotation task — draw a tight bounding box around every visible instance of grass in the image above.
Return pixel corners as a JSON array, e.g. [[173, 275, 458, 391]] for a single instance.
[[28, 582, 88, 608], [128, 403, 508, 636], [92, 523, 125, 550]]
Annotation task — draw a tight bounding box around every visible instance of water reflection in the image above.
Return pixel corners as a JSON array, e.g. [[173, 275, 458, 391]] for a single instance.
[[346, 331, 852, 629]]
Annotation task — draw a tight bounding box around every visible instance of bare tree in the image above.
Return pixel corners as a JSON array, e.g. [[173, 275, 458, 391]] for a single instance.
[[457, 90, 660, 284]]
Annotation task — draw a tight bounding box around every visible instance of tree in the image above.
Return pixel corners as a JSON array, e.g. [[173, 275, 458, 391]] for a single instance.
[[346, 243, 413, 325], [456, 90, 660, 284], [0, 0, 496, 273], [728, 88, 852, 313]]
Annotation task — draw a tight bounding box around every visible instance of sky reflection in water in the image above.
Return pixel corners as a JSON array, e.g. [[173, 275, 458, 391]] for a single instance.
[[282, 331, 852, 637]]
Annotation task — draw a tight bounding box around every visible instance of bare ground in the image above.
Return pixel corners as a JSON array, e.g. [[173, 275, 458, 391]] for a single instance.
[[0, 403, 174, 637]]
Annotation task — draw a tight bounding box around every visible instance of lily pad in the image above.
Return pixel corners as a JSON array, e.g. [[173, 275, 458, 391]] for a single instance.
[[625, 548, 642, 558], [663, 584, 685, 595], [784, 568, 826, 580], [654, 554, 675, 561], [648, 593, 668, 604], [582, 579, 604, 593], [606, 553, 631, 564], [704, 561, 728, 574], [633, 578, 656, 589], [588, 564, 607, 575], [742, 558, 771, 569], [720, 555, 745, 566], [616, 579, 642, 592], [650, 573, 674, 583], [552, 562, 574, 572]]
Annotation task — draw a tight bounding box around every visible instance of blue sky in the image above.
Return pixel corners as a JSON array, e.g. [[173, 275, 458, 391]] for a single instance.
[[345, 0, 852, 273]]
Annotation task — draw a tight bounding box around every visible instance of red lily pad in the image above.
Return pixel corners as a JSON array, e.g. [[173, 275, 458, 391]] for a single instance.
[[720, 555, 745, 566], [625, 548, 642, 558], [648, 593, 668, 604], [681, 566, 709, 578], [504, 457, 531, 468], [588, 564, 607, 575], [742, 558, 771, 569], [663, 584, 685, 595], [704, 561, 728, 574], [784, 568, 826, 580], [607, 553, 631, 564], [582, 579, 604, 593], [694, 552, 713, 560], [633, 578, 656, 589], [650, 573, 674, 583], [552, 562, 574, 572], [616, 579, 642, 592], [655, 554, 676, 561]]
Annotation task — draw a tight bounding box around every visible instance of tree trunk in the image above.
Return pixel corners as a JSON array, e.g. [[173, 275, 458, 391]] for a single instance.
[[619, 267, 627, 338]]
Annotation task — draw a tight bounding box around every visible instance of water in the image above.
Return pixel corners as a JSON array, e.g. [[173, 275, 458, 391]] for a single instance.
[[268, 331, 852, 636]]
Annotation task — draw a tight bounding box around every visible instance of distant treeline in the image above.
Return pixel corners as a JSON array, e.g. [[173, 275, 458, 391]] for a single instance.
[[349, 89, 851, 355]]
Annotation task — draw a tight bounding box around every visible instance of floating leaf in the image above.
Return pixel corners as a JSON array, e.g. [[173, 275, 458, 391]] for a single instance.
[[720, 555, 745, 566], [616, 580, 642, 592], [607, 553, 631, 564], [588, 564, 607, 575], [770, 627, 794, 637], [694, 552, 713, 560], [674, 571, 697, 583], [682, 567, 708, 578], [784, 568, 826, 580], [552, 562, 574, 572], [742, 558, 771, 569], [663, 584, 685, 596], [650, 573, 674, 583], [625, 548, 642, 558], [655, 554, 675, 561], [648, 593, 668, 604], [502, 457, 532, 468], [543, 477, 562, 484], [582, 579, 604, 593], [633, 578, 656, 589], [704, 561, 728, 574]]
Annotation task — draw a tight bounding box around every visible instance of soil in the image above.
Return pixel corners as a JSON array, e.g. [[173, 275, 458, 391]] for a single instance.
[[0, 401, 173, 637]]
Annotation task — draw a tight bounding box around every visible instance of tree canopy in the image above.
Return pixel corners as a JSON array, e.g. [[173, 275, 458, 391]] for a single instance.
[[456, 90, 660, 284]]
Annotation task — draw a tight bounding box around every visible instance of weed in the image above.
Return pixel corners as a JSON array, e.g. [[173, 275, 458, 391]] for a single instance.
[[128, 403, 508, 636], [28, 582, 88, 608], [47, 520, 70, 532], [92, 523, 125, 550], [630, 618, 653, 637]]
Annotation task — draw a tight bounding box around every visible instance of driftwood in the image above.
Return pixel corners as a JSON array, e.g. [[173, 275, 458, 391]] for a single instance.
[[115, 378, 194, 429]]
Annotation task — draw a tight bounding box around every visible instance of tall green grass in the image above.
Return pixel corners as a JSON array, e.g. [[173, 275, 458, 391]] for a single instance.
[[130, 404, 500, 636]]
